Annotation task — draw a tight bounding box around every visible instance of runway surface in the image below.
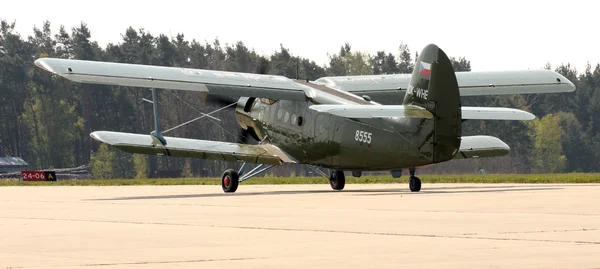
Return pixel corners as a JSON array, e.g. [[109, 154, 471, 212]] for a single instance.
[[0, 183, 599, 268]]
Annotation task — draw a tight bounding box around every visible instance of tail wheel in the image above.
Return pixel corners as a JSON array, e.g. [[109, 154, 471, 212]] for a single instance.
[[222, 169, 239, 193], [329, 170, 346, 190], [409, 176, 421, 192]]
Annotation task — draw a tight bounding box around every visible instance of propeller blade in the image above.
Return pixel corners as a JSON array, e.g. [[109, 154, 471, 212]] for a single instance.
[[255, 57, 269, 75], [203, 57, 269, 108], [204, 94, 238, 107], [238, 128, 249, 144]]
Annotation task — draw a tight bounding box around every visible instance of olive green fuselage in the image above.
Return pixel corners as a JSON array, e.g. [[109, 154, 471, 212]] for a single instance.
[[236, 93, 435, 171]]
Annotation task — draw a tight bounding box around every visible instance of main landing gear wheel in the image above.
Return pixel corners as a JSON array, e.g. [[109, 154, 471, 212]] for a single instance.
[[408, 167, 421, 192], [329, 170, 346, 190], [222, 169, 239, 193], [409, 176, 421, 192]]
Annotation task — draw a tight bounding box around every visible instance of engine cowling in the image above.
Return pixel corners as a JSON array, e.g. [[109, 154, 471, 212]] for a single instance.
[[234, 97, 261, 141]]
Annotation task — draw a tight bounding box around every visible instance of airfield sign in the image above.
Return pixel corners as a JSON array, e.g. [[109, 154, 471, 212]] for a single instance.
[[21, 171, 57, 182]]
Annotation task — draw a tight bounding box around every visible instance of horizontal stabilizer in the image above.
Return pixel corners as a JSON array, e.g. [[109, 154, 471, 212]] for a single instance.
[[90, 131, 297, 165], [462, 107, 535, 120], [454, 136, 510, 159], [308, 104, 433, 119]]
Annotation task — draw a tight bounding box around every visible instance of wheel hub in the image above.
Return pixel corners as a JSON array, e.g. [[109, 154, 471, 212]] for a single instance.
[[224, 176, 230, 187]]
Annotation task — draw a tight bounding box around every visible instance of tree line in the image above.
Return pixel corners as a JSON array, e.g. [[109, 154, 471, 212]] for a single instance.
[[1, 19, 599, 178]]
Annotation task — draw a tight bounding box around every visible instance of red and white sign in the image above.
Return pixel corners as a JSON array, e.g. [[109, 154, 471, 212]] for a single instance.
[[22, 171, 46, 181], [21, 171, 57, 181]]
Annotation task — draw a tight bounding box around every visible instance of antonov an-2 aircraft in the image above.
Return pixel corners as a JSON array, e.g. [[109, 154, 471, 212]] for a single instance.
[[34, 44, 575, 192]]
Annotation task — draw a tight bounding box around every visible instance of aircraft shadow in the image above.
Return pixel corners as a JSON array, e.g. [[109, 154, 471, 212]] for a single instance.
[[90, 185, 563, 201]]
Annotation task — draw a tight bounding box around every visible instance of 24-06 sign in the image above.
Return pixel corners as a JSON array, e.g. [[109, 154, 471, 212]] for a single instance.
[[21, 171, 57, 181]]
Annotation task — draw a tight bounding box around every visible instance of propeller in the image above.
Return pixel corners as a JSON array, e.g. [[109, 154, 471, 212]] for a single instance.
[[154, 58, 270, 143], [203, 57, 270, 144], [239, 128, 249, 144], [204, 94, 237, 107], [255, 56, 269, 75], [204, 56, 270, 107]]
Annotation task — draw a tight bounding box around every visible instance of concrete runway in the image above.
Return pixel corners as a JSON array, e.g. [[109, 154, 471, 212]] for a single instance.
[[0, 183, 599, 268]]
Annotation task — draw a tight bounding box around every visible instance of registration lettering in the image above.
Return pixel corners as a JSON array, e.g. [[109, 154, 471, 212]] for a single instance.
[[406, 85, 429, 100]]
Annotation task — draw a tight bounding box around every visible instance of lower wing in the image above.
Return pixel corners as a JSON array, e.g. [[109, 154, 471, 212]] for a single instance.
[[309, 105, 534, 120], [308, 104, 433, 119], [90, 131, 297, 165]]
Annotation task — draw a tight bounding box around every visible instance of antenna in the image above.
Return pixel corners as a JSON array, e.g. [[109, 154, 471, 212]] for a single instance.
[[296, 56, 299, 80]]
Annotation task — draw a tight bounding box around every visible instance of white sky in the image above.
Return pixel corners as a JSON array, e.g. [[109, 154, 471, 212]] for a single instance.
[[2, 0, 598, 72]]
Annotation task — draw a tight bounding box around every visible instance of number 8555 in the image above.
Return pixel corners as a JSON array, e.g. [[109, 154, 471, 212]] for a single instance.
[[355, 130, 372, 143]]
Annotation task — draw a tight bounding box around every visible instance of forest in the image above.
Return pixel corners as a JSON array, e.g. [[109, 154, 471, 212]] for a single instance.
[[1, 19, 599, 179]]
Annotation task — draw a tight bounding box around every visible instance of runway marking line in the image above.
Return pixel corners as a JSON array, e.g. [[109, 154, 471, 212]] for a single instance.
[[2, 216, 598, 246]]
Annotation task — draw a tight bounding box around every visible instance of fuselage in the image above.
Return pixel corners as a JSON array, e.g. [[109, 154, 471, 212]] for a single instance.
[[235, 80, 435, 170]]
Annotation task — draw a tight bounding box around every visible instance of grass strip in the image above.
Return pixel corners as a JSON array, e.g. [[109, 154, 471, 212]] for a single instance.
[[1, 173, 600, 186]]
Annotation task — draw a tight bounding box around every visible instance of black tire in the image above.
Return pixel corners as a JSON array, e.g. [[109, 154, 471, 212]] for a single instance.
[[409, 176, 421, 192], [222, 169, 239, 193], [329, 170, 346, 190]]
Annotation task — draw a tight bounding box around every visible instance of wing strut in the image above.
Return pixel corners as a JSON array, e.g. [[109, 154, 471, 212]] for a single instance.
[[150, 88, 167, 146], [162, 102, 235, 134], [239, 164, 275, 182]]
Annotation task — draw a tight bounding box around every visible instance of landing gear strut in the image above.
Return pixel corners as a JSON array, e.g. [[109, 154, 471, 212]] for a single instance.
[[408, 167, 421, 192], [329, 170, 345, 190]]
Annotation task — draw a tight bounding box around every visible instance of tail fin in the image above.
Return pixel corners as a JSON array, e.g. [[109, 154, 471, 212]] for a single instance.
[[403, 44, 462, 162]]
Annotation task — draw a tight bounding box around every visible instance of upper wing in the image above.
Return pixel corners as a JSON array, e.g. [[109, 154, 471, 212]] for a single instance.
[[309, 104, 533, 120], [34, 58, 308, 101], [309, 104, 434, 119], [454, 70, 575, 95], [90, 131, 297, 165], [35, 58, 575, 105], [315, 70, 576, 104]]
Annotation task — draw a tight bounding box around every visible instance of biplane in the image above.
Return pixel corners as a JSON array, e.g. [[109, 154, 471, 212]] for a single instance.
[[34, 44, 575, 192]]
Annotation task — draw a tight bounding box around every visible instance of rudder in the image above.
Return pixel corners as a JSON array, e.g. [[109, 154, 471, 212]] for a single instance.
[[403, 44, 461, 162]]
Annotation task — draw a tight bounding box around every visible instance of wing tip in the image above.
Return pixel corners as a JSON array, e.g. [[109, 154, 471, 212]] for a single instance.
[[524, 111, 536, 120], [526, 112, 537, 120], [90, 131, 107, 143], [556, 72, 576, 92], [34, 58, 55, 73]]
